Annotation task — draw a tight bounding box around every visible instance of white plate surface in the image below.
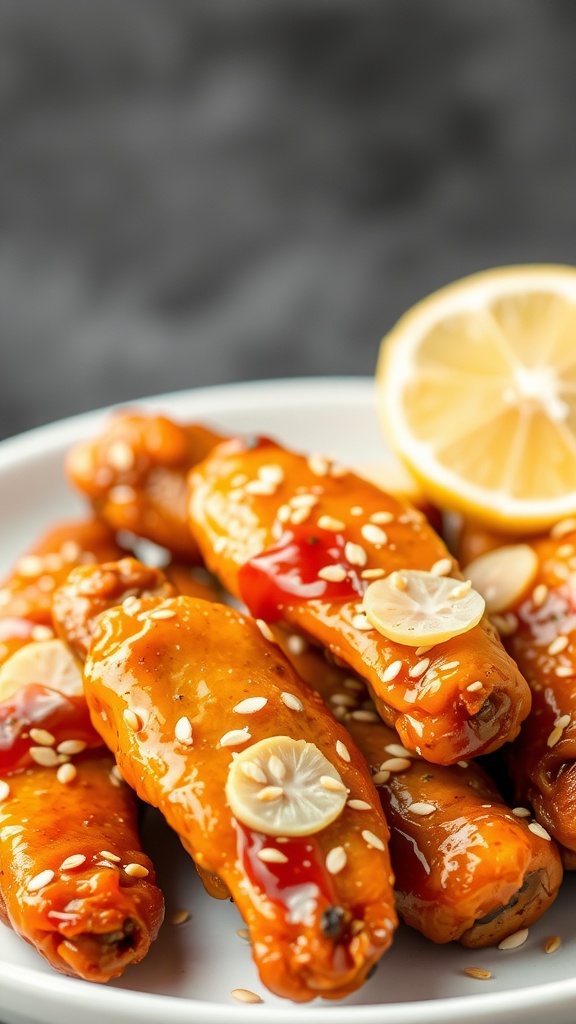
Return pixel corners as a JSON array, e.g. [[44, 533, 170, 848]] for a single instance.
[[0, 378, 576, 1024]]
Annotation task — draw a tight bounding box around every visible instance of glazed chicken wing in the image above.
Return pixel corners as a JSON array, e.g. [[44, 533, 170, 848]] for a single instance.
[[274, 629, 563, 947], [53, 557, 397, 1002], [188, 436, 531, 764], [0, 521, 164, 981], [461, 520, 576, 857], [66, 412, 222, 559]]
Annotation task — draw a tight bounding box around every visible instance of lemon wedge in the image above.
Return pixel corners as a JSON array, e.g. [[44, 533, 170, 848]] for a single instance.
[[464, 544, 539, 614], [0, 639, 84, 702], [362, 569, 485, 646], [225, 735, 348, 837], [377, 265, 576, 532]]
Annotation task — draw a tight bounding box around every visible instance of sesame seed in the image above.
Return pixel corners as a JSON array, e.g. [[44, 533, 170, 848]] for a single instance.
[[390, 571, 407, 591], [60, 540, 82, 561], [290, 506, 312, 525], [318, 515, 345, 532], [0, 780, 10, 801], [99, 850, 121, 862], [361, 567, 386, 580], [257, 848, 288, 864], [361, 829, 385, 851], [256, 786, 284, 802], [27, 869, 55, 892], [350, 506, 364, 516], [379, 757, 411, 773], [382, 660, 403, 682], [498, 928, 528, 950], [107, 440, 135, 471], [361, 524, 388, 546], [532, 584, 549, 608], [384, 743, 413, 758], [220, 728, 251, 748], [547, 726, 564, 748], [124, 862, 149, 878], [318, 565, 347, 582], [463, 967, 492, 980], [548, 635, 569, 655], [258, 464, 284, 485], [111, 765, 124, 783], [351, 613, 373, 631], [330, 692, 358, 708], [528, 821, 552, 841], [410, 802, 436, 816], [408, 658, 430, 679], [430, 557, 453, 576], [447, 580, 472, 600], [280, 691, 304, 711], [343, 676, 365, 692], [57, 763, 77, 784], [336, 739, 351, 762], [31, 625, 54, 641], [286, 634, 307, 655], [60, 854, 87, 871], [371, 770, 390, 785], [415, 645, 433, 656], [466, 681, 484, 693], [556, 714, 571, 729], [347, 799, 371, 810], [149, 607, 177, 620], [551, 518, 576, 538], [512, 806, 531, 817], [349, 710, 380, 722], [320, 775, 347, 793], [490, 612, 519, 636], [30, 746, 59, 767], [213, 536, 228, 554], [230, 988, 263, 1004], [109, 484, 136, 504], [17, 555, 45, 577], [245, 479, 277, 496], [544, 935, 562, 954], [233, 697, 268, 714], [236, 926, 250, 941], [171, 910, 190, 925], [255, 619, 275, 642], [326, 846, 347, 874], [557, 543, 575, 558], [344, 541, 367, 567], [277, 504, 291, 523], [458, 760, 469, 768], [240, 762, 267, 785], [555, 666, 574, 678], [59, 739, 89, 758], [308, 454, 330, 476], [29, 728, 56, 747], [291, 493, 318, 509], [174, 716, 194, 744], [123, 709, 143, 732], [370, 511, 394, 525]]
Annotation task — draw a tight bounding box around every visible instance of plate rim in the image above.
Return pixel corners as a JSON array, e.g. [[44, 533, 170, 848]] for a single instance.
[[0, 376, 575, 1024]]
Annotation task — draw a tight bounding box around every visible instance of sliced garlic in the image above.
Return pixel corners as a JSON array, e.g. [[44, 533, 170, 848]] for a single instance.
[[464, 545, 539, 614], [0, 639, 83, 701], [362, 569, 485, 646], [225, 735, 347, 837]]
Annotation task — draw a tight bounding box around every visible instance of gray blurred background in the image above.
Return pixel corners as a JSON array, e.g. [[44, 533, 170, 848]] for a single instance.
[[1, 0, 576, 441]]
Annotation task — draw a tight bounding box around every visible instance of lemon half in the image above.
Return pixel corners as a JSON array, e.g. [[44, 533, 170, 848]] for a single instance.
[[377, 265, 576, 532]]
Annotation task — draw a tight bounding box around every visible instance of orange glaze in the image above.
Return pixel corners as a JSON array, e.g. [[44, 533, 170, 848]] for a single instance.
[[0, 754, 163, 981], [0, 684, 101, 773], [66, 412, 222, 559], [0, 522, 165, 981], [53, 559, 397, 1002], [459, 524, 576, 855], [0, 518, 125, 626], [274, 630, 563, 947], [188, 436, 531, 765]]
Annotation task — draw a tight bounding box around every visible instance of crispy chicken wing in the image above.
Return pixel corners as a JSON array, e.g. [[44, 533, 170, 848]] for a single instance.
[[188, 436, 531, 764], [53, 557, 397, 1002]]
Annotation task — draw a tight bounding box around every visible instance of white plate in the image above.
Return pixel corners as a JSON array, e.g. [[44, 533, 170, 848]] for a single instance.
[[1, 377, 576, 1024]]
